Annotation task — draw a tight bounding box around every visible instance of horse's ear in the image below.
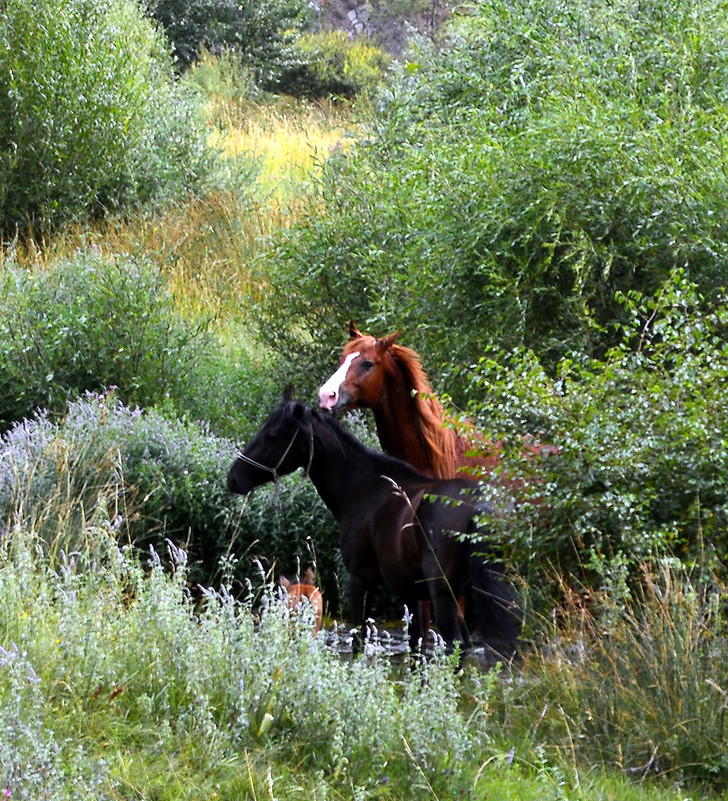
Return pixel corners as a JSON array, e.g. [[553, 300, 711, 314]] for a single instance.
[[376, 330, 400, 354], [283, 384, 294, 402], [280, 576, 290, 589], [349, 321, 364, 341], [304, 566, 315, 584]]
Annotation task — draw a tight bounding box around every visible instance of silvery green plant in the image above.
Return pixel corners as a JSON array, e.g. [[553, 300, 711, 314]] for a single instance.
[[0, 388, 343, 596], [0, 640, 112, 799], [0, 514, 499, 798]]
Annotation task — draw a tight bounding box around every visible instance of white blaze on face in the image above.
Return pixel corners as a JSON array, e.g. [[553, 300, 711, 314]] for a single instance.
[[318, 351, 360, 410]]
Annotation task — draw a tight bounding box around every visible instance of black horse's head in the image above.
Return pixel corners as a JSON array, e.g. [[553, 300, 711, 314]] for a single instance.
[[228, 392, 356, 495], [227, 400, 321, 495]]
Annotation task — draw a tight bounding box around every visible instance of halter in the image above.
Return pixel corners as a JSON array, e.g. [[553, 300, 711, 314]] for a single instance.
[[236, 423, 315, 502], [237, 428, 301, 482]]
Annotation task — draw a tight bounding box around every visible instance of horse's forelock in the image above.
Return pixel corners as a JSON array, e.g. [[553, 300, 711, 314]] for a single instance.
[[279, 401, 345, 456], [342, 335, 375, 357]]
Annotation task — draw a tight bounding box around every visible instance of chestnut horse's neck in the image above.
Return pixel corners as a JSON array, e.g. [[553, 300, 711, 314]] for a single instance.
[[374, 346, 464, 479]]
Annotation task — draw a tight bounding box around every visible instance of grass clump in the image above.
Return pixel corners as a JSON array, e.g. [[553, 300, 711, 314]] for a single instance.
[[500, 559, 728, 790]]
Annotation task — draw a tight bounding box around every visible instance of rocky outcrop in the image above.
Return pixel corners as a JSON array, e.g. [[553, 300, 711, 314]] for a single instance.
[[313, 0, 448, 57]]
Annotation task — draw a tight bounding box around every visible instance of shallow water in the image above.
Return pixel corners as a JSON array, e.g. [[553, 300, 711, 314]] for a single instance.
[[323, 619, 518, 670]]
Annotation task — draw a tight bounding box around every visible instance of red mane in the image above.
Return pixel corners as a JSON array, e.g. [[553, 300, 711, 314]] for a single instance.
[[387, 343, 467, 479]]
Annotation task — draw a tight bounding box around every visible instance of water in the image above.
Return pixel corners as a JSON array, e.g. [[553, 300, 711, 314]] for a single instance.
[[323, 619, 518, 670]]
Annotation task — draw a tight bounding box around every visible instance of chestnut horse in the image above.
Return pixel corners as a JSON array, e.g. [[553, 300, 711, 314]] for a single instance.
[[279, 567, 324, 634], [227, 400, 522, 658], [319, 322, 551, 489]]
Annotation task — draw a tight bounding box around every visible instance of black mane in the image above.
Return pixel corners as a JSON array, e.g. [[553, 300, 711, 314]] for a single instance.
[[279, 400, 427, 483]]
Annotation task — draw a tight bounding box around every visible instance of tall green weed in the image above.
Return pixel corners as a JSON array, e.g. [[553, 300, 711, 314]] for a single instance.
[[500, 560, 728, 788]]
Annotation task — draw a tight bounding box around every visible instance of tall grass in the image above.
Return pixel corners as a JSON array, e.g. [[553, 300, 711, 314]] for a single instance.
[[498, 560, 728, 790], [3, 85, 356, 323], [0, 485, 488, 799], [208, 96, 358, 196]]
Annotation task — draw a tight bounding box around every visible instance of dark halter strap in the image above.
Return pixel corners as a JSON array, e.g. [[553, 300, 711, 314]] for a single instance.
[[237, 428, 301, 483], [236, 425, 315, 502]]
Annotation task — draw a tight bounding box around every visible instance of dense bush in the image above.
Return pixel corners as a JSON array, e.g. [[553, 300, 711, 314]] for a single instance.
[[0, 391, 340, 594], [463, 272, 728, 593], [0, 0, 215, 236], [275, 31, 390, 99], [0, 251, 275, 437], [147, 0, 312, 79], [256, 0, 728, 393]]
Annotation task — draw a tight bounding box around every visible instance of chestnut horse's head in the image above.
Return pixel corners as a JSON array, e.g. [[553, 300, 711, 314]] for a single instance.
[[318, 321, 400, 414]]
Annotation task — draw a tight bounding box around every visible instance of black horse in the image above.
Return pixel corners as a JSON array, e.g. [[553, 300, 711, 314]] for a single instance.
[[227, 400, 521, 657]]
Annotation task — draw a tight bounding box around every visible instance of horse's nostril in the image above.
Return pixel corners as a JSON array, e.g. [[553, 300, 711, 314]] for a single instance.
[[319, 389, 337, 409]]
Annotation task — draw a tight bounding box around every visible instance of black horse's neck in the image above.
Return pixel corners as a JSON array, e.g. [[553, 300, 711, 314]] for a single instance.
[[305, 412, 424, 521]]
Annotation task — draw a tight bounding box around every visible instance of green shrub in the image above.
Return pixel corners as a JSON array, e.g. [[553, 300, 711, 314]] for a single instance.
[[0, 0, 214, 236], [0, 252, 199, 428], [463, 271, 728, 593], [184, 48, 255, 107], [276, 31, 390, 99], [0, 391, 339, 592], [257, 0, 728, 389], [0, 251, 276, 436]]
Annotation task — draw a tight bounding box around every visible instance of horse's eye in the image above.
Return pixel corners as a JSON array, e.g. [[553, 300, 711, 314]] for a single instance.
[[361, 360, 374, 370]]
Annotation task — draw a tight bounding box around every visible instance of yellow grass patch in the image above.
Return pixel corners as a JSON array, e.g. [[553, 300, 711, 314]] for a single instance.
[[209, 97, 357, 192]]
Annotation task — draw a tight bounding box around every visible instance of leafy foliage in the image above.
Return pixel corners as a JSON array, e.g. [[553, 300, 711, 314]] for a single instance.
[[256, 0, 728, 392], [0, 0, 215, 237], [0, 251, 274, 437], [0, 391, 339, 593], [147, 0, 313, 80], [464, 272, 728, 592]]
